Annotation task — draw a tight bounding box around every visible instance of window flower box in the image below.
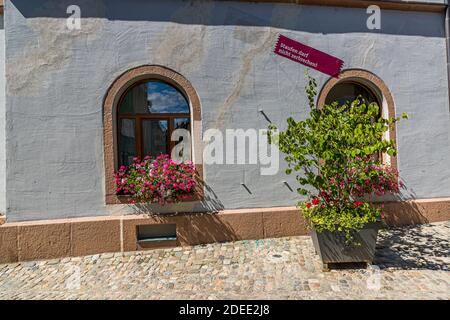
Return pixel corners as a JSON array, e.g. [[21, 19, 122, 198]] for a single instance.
[[115, 154, 197, 205]]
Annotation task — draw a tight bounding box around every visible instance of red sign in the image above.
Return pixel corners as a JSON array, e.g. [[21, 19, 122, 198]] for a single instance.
[[274, 34, 344, 77]]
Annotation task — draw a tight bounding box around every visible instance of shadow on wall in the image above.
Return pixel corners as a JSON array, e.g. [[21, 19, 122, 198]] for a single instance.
[[9, 0, 445, 37], [130, 210, 242, 245], [373, 178, 434, 226], [129, 179, 246, 245]]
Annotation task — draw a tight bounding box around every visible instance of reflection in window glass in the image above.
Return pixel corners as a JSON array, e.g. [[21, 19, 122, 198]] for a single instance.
[[119, 81, 189, 114], [118, 119, 136, 166], [142, 120, 168, 158], [173, 118, 191, 160], [147, 82, 189, 113], [174, 118, 190, 131], [325, 82, 379, 107], [117, 79, 191, 166]]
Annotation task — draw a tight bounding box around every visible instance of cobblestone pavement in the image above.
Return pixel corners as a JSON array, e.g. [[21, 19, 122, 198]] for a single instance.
[[0, 221, 448, 300]]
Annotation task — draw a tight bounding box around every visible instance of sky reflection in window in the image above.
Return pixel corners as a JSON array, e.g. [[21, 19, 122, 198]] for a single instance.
[[146, 82, 189, 114]]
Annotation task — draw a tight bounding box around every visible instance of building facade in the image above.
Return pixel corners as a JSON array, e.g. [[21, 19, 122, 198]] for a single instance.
[[0, 0, 449, 263]]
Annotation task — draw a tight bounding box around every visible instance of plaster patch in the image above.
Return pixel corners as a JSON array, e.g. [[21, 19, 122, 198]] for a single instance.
[[151, 23, 207, 73], [7, 17, 105, 96], [150, 1, 214, 72]]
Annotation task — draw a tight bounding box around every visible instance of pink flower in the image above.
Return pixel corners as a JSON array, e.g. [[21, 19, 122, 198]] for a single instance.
[[114, 154, 197, 204]]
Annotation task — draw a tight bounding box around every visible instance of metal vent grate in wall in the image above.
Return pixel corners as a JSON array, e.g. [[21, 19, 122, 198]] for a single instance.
[[137, 224, 177, 244]]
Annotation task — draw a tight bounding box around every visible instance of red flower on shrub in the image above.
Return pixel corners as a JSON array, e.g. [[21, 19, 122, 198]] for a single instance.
[[311, 198, 320, 205]]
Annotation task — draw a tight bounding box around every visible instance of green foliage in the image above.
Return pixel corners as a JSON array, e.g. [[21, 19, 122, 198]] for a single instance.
[[269, 73, 407, 242], [299, 201, 380, 244]]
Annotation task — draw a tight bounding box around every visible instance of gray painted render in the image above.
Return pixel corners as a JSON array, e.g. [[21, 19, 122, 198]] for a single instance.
[[0, 14, 5, 215], [3, 0, 450, 222]]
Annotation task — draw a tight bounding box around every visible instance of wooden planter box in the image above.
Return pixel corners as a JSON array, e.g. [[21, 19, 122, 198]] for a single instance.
[[311, 221, 381, 271]]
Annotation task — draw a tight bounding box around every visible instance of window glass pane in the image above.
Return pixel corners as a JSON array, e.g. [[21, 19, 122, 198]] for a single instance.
[[118, 81, 189, 115], [147, 82, 189, 114], [174, 118, 190, 131], [118, 119, 136, 166], [142, 120, 168, 158], [173, 118, 191, 160], [325, 82, 378, 106], [119, 83, 148, 114]]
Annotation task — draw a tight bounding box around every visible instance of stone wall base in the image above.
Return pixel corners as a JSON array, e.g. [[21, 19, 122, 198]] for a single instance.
[[1, 199, 449, 264]]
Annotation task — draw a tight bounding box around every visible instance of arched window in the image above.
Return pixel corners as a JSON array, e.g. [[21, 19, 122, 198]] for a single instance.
[[104, 65, 203, 204], [318, 69, 397, 167], [117, 80, 191, 166], [325, 81, 380, 109]]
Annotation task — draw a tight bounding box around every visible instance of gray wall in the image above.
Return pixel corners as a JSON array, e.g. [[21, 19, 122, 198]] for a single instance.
[[0, 13, 5, 215], [4, 0, 450, 222]]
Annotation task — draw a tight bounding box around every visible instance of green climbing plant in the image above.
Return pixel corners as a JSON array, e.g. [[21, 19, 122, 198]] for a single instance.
[[268, 73, 408, 242]]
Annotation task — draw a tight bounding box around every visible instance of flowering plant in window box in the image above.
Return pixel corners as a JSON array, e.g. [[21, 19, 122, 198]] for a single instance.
[[268, 74, 408, 269], [115, 154, 197, 205]]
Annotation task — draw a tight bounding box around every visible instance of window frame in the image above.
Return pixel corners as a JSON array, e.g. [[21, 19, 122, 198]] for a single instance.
[[117, 79, 191, 164]]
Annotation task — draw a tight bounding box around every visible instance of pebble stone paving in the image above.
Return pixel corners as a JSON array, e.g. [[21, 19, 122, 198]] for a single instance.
[[0, 221, 448, 300]]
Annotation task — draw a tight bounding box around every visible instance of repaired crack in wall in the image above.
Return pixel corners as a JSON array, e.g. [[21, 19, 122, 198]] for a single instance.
[[215, 29, 277, 129]]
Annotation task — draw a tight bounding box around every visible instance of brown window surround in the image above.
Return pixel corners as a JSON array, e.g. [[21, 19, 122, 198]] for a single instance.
[[317, 69, 398, 171], [103, 65, 203, 205]]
